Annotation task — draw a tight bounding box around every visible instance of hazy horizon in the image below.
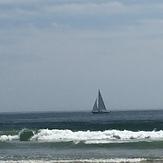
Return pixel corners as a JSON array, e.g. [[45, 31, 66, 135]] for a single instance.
[[1, 0, 163, 112]]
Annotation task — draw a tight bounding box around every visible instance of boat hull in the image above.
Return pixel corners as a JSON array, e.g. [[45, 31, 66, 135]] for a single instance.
[[92, 111, 110, 114]]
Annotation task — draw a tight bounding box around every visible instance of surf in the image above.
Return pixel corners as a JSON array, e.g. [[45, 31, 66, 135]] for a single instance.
[[1, 129, 163, 144]]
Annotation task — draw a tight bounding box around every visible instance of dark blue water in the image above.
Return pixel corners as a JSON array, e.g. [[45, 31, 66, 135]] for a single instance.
[[1, 110, 163, 131], [1, 110, 163, 162]]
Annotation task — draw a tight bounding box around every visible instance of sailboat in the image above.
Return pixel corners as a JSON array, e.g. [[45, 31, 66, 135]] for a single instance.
[[92, 89, 109, 113]]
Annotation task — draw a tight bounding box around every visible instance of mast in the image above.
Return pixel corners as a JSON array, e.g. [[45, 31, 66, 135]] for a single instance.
[[98, 89, 107, 112]]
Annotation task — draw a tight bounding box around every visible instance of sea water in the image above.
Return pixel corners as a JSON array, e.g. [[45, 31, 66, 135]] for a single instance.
[[1, 110, 163, 162]]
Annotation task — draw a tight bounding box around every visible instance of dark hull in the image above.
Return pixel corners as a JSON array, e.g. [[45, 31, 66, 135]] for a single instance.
[[92, 111, 110, 114]]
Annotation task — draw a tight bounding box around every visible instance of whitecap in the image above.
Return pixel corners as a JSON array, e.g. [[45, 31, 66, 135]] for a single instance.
[[30, 129, 163, 144], [0, 135, 19, 142], [0, 158, 147, 163]]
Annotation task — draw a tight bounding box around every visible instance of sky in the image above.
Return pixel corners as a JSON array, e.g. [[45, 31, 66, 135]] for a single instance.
[[1, 0, 163, 112]]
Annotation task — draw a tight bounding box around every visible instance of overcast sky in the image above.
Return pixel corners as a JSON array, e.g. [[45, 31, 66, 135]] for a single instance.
[[0, 0, 163, 112]]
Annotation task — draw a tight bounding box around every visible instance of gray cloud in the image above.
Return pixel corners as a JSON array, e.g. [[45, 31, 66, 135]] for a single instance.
[[0, 0, 163, 29]]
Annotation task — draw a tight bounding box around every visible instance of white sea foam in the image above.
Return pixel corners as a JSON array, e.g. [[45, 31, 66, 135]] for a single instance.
[[0, 158, 147, 163], [0, 135, 19, 142], [1, 129, 163, 143], [31, 129, 163, 144]]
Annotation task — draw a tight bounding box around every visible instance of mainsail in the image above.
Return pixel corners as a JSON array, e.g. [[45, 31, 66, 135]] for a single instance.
[[92, 90, 108, 113], [98, 90, 107, 112]]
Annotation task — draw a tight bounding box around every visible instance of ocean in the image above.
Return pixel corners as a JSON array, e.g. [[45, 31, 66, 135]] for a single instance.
[[1, 110, 163, 162]]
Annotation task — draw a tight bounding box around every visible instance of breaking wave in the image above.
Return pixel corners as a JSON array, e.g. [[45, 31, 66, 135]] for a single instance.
[[1, 129, 163, 144], [31, 129, 163, 144], [0, 135, 19, 142]]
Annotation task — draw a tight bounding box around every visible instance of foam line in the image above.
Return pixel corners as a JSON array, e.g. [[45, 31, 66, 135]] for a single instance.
[[31, 129, 163, 144], [0, 135, 19, 142], [1, 129, 163, 144], [0, 158, 147, 163]]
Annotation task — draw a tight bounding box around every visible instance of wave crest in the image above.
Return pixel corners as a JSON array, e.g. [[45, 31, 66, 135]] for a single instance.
[[31, 129, 163, 144], [1, 129, 163, 143], [0, 158, 147, 163], [0, 135, 19, 142]]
